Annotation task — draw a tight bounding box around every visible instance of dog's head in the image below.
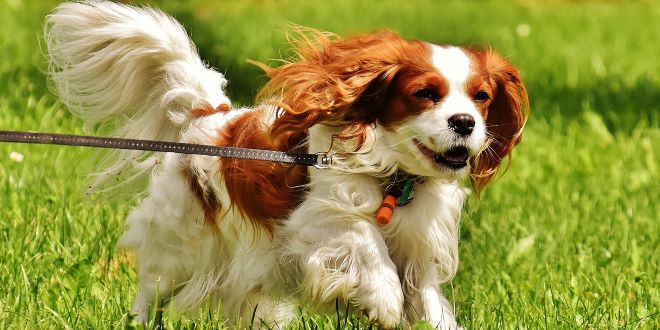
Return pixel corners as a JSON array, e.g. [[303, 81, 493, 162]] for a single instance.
[[258, 29, 528, 193]]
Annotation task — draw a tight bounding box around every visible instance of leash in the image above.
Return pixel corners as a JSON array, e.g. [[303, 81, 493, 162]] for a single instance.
[[1, 130, 426, 225], [0, 130, 332, 169]]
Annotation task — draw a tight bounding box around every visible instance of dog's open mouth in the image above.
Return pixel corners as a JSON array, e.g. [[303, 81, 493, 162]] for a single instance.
[[414, 139, 469, 169]]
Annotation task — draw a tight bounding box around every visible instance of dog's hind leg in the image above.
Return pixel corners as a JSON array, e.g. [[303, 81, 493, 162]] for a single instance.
[[118, 155, 210, 323]]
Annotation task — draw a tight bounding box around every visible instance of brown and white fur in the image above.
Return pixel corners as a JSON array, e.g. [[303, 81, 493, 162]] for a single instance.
[[46, 1, 528, 329]]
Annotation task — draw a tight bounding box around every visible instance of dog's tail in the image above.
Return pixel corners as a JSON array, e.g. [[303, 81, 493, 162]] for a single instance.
[[45, 0, 230, 190]]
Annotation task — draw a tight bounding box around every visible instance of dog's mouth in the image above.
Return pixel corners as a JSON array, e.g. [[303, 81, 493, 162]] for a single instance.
[[414, 139, 469, 169]]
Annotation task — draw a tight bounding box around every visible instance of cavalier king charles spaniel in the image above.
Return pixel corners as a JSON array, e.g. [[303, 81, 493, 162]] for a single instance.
[[46, 1, 528, 329]]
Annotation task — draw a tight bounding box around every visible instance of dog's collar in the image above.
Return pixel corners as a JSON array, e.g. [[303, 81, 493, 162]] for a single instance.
[[376, 171, 425, 225]]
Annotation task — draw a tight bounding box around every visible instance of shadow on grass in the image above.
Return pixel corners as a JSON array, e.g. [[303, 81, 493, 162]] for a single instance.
[[527, 77, 659, 133]]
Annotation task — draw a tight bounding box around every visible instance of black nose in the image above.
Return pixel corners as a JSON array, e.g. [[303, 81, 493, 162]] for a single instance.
[[448, 113, 475, 136]]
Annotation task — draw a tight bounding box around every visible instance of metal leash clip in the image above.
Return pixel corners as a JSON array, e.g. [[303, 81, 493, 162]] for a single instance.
[[314, 152, 333, 169]]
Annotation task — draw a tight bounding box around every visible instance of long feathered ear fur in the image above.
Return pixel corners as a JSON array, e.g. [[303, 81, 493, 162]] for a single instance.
[[253, 27, 412, 147], [471, 50, 529, 193]]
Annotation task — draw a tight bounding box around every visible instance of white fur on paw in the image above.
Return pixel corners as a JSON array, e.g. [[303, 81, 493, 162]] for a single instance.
[[131, 310, 149, 326], [428, 316, 462, 330], [131, 295, 151, 325], [359, 275, 404, 328]]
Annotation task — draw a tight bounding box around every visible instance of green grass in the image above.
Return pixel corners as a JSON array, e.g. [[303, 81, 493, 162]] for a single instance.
[[1, 0, 658, 328]]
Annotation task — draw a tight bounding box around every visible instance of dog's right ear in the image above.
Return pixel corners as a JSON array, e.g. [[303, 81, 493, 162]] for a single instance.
[[254, 28, 411, 146]]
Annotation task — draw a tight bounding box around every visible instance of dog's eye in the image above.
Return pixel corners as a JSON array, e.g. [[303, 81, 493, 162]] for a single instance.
[[473, 91, 490, 103], [413, 88, 441, 102]]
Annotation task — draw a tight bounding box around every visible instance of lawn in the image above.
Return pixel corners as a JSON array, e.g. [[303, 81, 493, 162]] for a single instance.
[[0, 0, 658, 329]]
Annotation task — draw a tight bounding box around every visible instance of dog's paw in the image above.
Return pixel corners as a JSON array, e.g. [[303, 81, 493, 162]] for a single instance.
[[357, 274, 404, 328], [366, 301, 403, 329], [130, 293, 152, 325], [130, 309, 149, 326], [426, 314, 462, 330], [412, 320, 464, 330]]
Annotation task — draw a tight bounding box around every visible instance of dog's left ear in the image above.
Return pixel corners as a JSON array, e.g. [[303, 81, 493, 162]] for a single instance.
[[471, 50, 529, 193]]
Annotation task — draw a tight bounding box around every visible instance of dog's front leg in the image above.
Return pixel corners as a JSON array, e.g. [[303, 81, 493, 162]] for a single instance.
[[284, 218, 404, 328], [404, 262, 461, 330]]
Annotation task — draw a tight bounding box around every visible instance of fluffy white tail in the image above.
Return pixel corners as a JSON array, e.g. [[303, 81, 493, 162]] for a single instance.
[[45, 0, 230, 189]]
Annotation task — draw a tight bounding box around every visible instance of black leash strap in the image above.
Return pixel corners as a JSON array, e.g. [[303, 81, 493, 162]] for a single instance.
[[0, 130, 331, 168]]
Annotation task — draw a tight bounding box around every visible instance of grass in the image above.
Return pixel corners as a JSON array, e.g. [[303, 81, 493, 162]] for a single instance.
[[1, 0, 658, 328]]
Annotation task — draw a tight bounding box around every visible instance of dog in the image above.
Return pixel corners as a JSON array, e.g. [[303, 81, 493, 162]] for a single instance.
[[46, 1, 528, 328]]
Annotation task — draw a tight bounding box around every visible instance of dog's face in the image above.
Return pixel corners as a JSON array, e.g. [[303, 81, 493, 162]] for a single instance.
[[261, 30, 528, 192], [374, 45, 527, 190], [376, 45, 490, 180]]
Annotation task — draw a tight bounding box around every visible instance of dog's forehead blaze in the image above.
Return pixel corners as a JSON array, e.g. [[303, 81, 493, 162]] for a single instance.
[[378, 44, 487, 129], [430, 45, 473, 86]]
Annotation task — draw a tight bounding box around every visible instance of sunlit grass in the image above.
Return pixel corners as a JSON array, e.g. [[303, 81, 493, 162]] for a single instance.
[[0, 0, 658, 328]]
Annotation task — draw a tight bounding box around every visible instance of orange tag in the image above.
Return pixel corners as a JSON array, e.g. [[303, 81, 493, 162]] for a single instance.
[[376, 195, 397, 225]]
